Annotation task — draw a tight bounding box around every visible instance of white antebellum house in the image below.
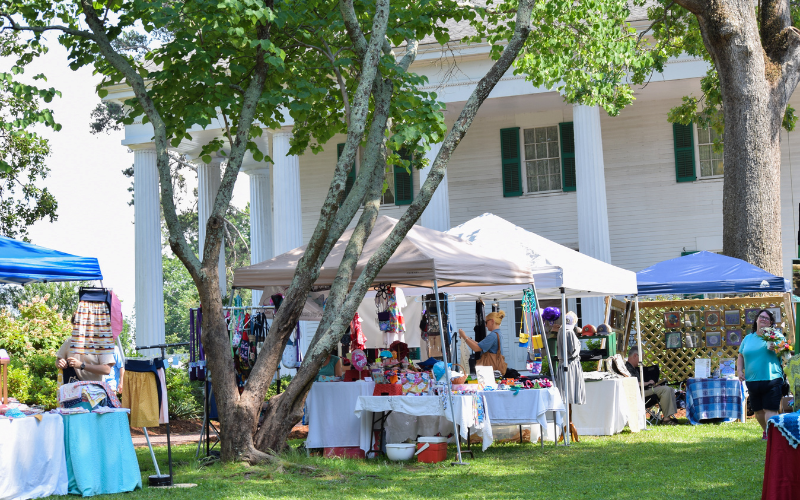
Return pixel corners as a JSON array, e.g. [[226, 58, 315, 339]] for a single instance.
[[108, 10, 800, 368]]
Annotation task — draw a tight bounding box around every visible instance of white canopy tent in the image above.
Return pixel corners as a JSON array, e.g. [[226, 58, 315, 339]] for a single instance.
[[443, 213, 638, 301], [233, 215, 534, 290]]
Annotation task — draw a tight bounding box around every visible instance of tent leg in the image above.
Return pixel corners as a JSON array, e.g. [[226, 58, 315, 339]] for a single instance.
[[529, 284, 557, 383], [560, 288, 570, 446], [432, 280, 466, 465], [143, 428, 162, 476], [635, 295, 646, 412]]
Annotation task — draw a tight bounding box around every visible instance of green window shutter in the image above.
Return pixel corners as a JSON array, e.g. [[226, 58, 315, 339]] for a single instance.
[[500, 127, 522, 197], [559, 122, 576, 192], [337, 143, 356, 203], [673, 122, 696, 183], [394, 166, 413, 205], [394, 149, 414, 205]]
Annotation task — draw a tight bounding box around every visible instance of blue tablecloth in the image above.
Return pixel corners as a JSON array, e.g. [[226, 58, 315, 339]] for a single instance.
[[768, 412, 800, 448], [685, 378, 745, 425], [62, 412, 141, 496]]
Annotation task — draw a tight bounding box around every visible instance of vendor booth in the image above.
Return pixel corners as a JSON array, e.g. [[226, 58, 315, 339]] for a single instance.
[[447, 214, 643, 439], [0, 237, 141, 500], [633, 251, 793, 425], [233, 216, 571, 460]]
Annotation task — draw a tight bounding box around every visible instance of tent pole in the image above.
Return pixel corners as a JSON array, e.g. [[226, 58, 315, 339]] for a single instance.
[[531, 284, 556, 383], [635, 295, 645, 403], [432, 280, 466, 465], [560, 287, 570, 446]]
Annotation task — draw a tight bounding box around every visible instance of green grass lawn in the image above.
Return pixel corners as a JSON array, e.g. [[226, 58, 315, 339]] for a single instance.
[[111, 419, 767, 500]]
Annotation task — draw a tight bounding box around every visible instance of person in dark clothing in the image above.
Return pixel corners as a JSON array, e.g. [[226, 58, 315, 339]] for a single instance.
[[626, 346, 678, 425]]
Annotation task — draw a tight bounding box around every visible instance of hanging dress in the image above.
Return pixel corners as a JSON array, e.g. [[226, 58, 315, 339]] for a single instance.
[[555, 320, 586, 405], [350, 313, 367, 350], [384, 287, 406, 345]]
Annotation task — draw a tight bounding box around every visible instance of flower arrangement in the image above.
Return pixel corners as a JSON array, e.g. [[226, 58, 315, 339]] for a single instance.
[[757, 327, 794, 356]]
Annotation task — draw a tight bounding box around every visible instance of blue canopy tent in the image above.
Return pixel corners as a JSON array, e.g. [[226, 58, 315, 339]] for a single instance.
[[0, 236, 103, 285], [636, 251, 790, 295], [629, 251, 790, 403]]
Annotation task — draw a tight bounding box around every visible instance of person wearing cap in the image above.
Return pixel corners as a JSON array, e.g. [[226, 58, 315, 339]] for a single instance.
[[626, 346, 678, 425], [459, 310, 513, 377]]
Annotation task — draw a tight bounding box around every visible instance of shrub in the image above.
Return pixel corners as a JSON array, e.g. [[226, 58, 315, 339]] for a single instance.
[[265, 375, 293, 401], [0, 296, 72, 408], [165, 367, 203, 419]]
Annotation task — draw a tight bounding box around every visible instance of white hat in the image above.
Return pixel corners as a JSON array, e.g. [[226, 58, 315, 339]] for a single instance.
[[564, 311, 578, 328]]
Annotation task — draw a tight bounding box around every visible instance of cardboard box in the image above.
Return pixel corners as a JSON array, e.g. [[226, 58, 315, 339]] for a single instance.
[[427, 335, 442, 357], [324, 447, 365, 459]]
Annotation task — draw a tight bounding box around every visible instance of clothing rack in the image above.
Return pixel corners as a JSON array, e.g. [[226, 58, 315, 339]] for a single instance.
[[222, 305, 275, 310], [196, 306, 275, 457], [135, 341, 189, 487]]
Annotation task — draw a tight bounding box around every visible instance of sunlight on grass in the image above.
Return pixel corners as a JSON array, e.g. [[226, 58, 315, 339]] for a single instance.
[[83, 420, 767, 500]]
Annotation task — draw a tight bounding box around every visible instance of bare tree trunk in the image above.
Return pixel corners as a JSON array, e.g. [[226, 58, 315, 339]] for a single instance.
[[710, 1, 782, 274], [721, 80, 783, 275], [678, 0, 800, 275]]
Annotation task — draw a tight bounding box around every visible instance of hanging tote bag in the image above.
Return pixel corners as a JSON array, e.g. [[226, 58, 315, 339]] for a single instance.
[[475, 332, 508, 376]]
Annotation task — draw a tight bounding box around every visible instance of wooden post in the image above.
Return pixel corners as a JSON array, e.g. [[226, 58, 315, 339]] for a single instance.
[[0, 358, 8, 405], [784, 293, 795, 344], [622, 300, 634, 353]]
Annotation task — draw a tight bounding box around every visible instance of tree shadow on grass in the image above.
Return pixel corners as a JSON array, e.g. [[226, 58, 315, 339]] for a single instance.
[[134, 424, 765, 500]]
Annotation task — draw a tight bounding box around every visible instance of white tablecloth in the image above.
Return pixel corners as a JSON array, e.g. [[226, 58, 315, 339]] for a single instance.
[[571, 378, 645, 436], [354, 394, 493, 451], [481, 388, 566, 428], [0, 414, 68, 500], [306, 381, 375, 448]]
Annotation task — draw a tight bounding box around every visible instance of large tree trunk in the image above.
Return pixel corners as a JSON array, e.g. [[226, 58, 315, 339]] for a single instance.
[[708, 1, 783, 274], [198, 274, 268, 463], [681, 0, 800, 275]]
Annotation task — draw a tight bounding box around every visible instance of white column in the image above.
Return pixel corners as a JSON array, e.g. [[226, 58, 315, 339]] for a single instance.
[[420, 142, 451, 231], [272, 132, 303, 254], [132, 146, 165, 354], [244, 164, 273, 306], [197, 157, 226, 297], [573, 104, 612, 326]]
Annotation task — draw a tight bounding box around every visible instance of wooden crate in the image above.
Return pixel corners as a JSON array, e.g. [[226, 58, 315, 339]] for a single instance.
[[628, 295, 794, 383]]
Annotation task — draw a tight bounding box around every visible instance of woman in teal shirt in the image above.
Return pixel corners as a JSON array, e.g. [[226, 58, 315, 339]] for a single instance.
[[737, 309, 784, 439], [316, 353, 343, 381]]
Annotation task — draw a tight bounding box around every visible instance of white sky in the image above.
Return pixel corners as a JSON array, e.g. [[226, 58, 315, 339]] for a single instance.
[[10, 40, 250, 318]]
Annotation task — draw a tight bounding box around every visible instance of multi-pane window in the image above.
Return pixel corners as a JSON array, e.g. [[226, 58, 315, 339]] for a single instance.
[[524, 126, 561, 192], [697, 126, 723, 177]]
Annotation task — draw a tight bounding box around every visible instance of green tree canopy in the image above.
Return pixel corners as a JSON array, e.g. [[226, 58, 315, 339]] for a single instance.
[[0, 32, 61, 240]]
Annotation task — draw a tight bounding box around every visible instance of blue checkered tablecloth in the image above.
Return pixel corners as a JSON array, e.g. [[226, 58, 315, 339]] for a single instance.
[[685, 378, 745, 425]]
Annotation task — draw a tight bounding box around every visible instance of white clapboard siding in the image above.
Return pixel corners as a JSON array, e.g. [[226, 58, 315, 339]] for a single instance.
[[291, 80, 800, 283], [298, 137, 418, 245]]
